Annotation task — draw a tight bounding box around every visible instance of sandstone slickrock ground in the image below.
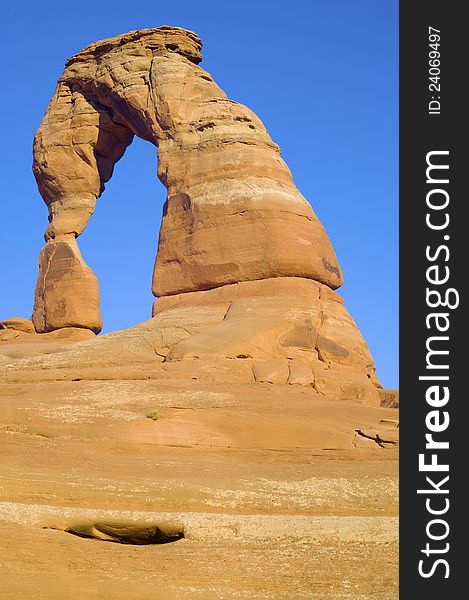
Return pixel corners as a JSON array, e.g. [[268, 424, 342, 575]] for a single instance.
[[0, 26, 398, 599], [0, 326, 399, 598], [0, 377, 398, 599]]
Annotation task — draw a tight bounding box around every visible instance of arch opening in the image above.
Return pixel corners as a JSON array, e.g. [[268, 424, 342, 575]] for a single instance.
[[79, 135, 166, 334]]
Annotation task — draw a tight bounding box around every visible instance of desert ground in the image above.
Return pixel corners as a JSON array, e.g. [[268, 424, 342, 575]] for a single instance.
[[0, 336, 398, 599]]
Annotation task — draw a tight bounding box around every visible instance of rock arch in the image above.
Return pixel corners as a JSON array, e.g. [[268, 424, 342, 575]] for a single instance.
[[23, 26, 384, 403], [31, 26, 342, 334]]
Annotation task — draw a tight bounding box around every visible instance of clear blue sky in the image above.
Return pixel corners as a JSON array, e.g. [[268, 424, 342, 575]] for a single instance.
[[0, 0, 398, 387]]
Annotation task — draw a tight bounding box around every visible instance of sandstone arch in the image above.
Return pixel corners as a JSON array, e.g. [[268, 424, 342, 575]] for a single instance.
[[23, 26, 382, 403], [32, 26, 342, 334]]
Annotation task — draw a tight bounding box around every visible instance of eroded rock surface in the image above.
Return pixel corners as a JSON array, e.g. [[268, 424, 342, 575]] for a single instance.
[[32, 238, 101, 333], [0, 377, 398, 599], [0, 318, 36, 333], [2, 277, 380, 404]]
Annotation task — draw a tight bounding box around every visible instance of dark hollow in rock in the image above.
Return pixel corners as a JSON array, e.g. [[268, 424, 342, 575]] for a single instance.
[[49, 520, 185, 545]]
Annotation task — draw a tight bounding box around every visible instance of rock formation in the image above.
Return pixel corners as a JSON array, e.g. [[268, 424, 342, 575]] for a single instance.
[[0, 29, 398, 598], [0, 318, 36, 334], [3, 26, 381, 403], [32, 26, 341, 324]]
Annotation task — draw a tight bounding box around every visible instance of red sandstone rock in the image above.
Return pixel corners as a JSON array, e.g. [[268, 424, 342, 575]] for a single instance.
[[32, 26, 342, 335], [12, 27, 382, 401]]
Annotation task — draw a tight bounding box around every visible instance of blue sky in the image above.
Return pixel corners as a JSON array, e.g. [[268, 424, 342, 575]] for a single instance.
[[0, 0, 398, 387]]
